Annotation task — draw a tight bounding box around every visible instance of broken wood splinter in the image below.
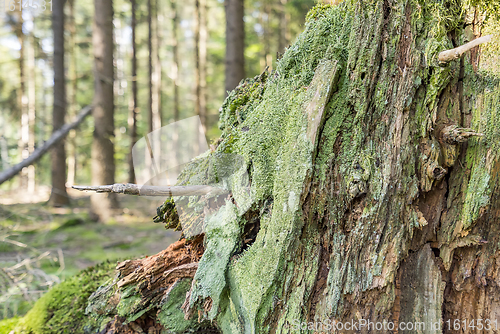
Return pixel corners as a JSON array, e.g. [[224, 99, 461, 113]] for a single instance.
[[442, 125, 484, 145], [72, 183, 222, 197]]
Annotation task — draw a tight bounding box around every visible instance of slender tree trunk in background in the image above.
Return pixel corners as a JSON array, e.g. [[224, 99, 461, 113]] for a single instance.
[[146, 0, 162, 131], [152, 0, 162, 130], [49, 0, 69, 206], [277, 0, 289, 54], [263, 0, 272, 70], [170, 0, 180, 122], [194, 0, 200, 119], [200, 0, 207, 131], [27, 23, 36, 194], [128, 0, 138, 184], [91, 0, 117, 221], [194, 0, 206, 131], [169, 0, 180, 170], [224, 0, 244, 94], [147, 0, 152, 133], [66, 0, 78, 187], [16, 11, 29, 190]]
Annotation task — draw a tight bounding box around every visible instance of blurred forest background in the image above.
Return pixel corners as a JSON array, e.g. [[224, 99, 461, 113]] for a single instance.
[[0, 0, 324, 321]]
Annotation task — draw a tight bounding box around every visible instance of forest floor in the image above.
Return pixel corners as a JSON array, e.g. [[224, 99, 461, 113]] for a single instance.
[[0, 189, 179, 320]]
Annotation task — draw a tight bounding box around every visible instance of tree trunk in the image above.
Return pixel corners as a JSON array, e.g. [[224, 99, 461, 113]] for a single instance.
[[170, 0, 180, 122], [16, 11, 28, 190], [147, 0, 161, 133], [195, 0, 208, 131], [91, 0, 117, 221], [66, 0, 78, 188], [152, 0, 162, 130], [27, 22, 36, 194], [128, 0, 138, 184], [49, 0, 69, 207], [224, 0, 245, 94], [147, 0, 153, 133], [200, 0, 207, 131], [277, 0, 289, 55], [194, 0, 201, 128], [262, 0, 272, 70], [15, 1, 500, 333]]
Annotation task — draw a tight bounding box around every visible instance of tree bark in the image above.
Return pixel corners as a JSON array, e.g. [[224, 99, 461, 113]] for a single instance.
[[128, 0, 138, 184], [262, 0, 272, 70], [152, 0, 162, 130], [91, 0, 117, 221], [170, 0, 180, 122], [195, 0, 208, 131], [66, 0, 78, 188], [147, 0, 153, 134], [277, 0, 289, 54], [147, 0, 161, 133], [16, 11, 28, 190], [224, 0, 245, 94], [49, 0, 69, 207], [27, 22, 36, 194], [200, 0, 207, 131], [194, 0, 207, 131]]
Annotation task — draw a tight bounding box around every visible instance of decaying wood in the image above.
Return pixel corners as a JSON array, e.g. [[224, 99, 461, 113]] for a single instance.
[[438, 35, 492, 64], [441, 124, 484, 144], [72, 183, 223, 196], [86, 235, 205, 334], [97, 315, 164, 334], [116, 236, 203, 292], [0, 105, 92, 185]]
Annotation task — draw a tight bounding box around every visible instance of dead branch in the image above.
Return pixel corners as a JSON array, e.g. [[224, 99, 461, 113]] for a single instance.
[[0, 105, 93, 185], [439, 35, 492, 64], [442, 125, 484, 144], [72, 183, 223, 197]]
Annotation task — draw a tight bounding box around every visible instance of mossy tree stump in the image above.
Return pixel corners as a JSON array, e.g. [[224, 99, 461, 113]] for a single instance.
[[11, 0, 500, 333]]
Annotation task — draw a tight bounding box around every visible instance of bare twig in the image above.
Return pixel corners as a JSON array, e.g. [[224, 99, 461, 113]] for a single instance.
[[72, 183, 224, 197], [0, 105, 93, 185], [439, 35, 492, 64]]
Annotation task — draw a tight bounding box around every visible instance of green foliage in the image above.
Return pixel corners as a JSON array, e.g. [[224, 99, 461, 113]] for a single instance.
[[13, 261, 116, 334]]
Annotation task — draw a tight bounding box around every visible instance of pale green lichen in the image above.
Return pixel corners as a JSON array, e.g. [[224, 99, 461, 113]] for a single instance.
[[189, 201, 243, 319], [158, 278, 199, 333]]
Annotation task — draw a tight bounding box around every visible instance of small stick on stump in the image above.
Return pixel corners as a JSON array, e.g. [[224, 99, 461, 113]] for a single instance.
[[439, 35, 493, 64], [442, 125, 484, 145], [72, 183, 223, 197]]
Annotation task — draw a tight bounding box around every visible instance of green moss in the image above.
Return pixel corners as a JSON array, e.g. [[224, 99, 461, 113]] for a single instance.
[[218, 71, 268, 135], [305, 3, 333, 22], [0, 317, 20, 333], [13, 261, 116, 334]]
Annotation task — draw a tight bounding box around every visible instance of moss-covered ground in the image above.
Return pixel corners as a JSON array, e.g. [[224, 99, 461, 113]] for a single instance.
[[0, 193, 179, 324]]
